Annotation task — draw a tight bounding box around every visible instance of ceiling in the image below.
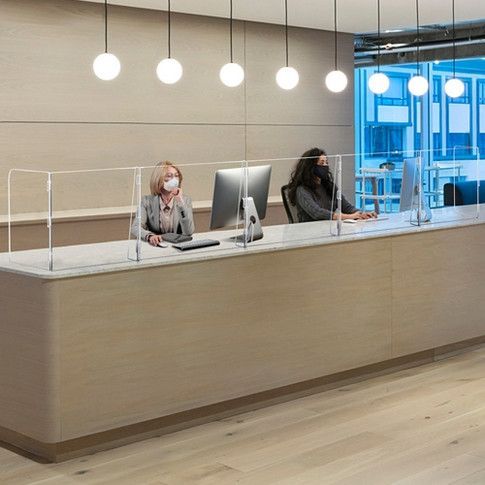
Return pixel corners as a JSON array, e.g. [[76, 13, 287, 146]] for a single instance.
[[78, 0, 485, 34]]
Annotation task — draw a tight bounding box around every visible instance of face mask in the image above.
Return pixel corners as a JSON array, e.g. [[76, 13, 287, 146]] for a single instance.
[[313, 165, 330, 180], [163, 177, 179, 191]]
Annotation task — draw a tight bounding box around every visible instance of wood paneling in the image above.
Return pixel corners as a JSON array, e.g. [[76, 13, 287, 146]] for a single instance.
[[3, 224, 485, 460], [0, 0, 355, 216], [246, 125, 356, 202], [56, 239, 391, 439], [392, 225, 485, 357], [245, 22, 354, 126], [0, 272, 60, 442], [0, 1, 246, 123]]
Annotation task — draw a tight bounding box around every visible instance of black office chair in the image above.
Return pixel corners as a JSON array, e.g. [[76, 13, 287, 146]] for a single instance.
[[281, 184, 299, 224], [444, 180, 485, 206]]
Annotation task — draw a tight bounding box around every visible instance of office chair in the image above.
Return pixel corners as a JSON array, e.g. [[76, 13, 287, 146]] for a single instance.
[[281, 184, 298, 224], [443, 180, 485, 206]]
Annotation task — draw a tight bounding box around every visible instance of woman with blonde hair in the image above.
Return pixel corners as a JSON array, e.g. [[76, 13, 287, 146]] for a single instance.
[[132, 161, 194, 246]]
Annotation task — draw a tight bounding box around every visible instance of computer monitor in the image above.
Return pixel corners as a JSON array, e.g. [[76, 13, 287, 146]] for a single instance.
[[210, 165, 272, 242], [399, 157, 432, 222]]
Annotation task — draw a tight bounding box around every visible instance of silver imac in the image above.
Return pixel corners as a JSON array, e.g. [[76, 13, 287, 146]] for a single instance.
[[210, 165, 272, 242], [400, 157, 432, 222]]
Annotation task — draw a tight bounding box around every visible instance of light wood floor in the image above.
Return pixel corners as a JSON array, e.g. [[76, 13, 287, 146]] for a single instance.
[[3, 346, 485, 485]]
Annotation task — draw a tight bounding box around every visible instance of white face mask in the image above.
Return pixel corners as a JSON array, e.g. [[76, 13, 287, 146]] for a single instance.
[[163, 177, 179, 191]]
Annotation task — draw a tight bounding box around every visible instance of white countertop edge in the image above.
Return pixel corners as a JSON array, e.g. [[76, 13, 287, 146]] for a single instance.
[[0, 207, 483, 280]]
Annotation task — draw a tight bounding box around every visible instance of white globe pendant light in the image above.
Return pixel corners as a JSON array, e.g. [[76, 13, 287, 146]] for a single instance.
[[325, 70, 348, 93], [220, 62, 244, 87], [444, 0, 465, 98], [220, 0, 244, 87], [368, 0, 390, 95], [156, 0, 183, 84], [369, 72, 390, 94], [93, 53, 121, 81], [325, 0, 347, 93], [275, 0, 299, 90], [276, 67, 299, 90], [408, 0, 428, 96], [445, 77, 464, 98], [92, 0, 121, 81], [408, 75, 429, 96], [157, 58, 183, 84]]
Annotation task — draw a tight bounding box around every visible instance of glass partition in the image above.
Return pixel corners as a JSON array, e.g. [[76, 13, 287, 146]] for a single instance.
[[243, 154, 341, 250], [131, 160, 246, 263], [48, 167, 137, 271], [5, 145, 482, 273], [7, 169, 51, 271]]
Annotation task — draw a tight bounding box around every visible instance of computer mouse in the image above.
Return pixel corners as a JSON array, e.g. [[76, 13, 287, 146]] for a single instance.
[[343, 219, 358, 224]]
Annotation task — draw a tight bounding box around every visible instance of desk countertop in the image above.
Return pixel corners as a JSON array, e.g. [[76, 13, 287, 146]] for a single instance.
[[0, 204, 482, 279]]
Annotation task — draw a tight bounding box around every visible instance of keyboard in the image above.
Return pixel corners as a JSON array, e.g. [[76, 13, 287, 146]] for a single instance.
[[343, 216, 389, 224], [172, 239, 221, 251]]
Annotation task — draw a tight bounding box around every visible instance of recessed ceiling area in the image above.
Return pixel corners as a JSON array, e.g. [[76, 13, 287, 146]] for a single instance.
[[78, 0, 485, 34]]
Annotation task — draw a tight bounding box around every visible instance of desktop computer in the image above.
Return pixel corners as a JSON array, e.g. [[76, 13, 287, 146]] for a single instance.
[[400, 157, 432, 223], [210, 165, 272, 243]]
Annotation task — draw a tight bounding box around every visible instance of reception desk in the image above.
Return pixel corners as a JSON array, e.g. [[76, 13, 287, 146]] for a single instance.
[[1, 205, 485, 461]]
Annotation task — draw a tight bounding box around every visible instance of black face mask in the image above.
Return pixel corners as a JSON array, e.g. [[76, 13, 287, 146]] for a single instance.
[[313, 165, 330, 180]]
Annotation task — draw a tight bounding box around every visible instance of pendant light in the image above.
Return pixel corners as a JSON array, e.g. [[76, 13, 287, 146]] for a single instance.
[[368, 0, 390, 94], [220, 0, 244, 87], [325, 0, 348, 93], [444, 0, 465, 98], [156, 0, 183, 84], [408, 0, 428, 96], [276, 0, 299, 90], [93, 0, 121, 81]]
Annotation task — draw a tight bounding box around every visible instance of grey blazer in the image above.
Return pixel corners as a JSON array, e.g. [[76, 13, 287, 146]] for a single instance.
[[131, 194, 195, 241]]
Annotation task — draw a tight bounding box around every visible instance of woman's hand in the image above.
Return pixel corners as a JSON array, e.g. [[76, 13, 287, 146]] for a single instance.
[[360, 211, 377, 219], [148, 235, 162, 246], [346, 211, 365, 220], [173, 188, 184, 204]]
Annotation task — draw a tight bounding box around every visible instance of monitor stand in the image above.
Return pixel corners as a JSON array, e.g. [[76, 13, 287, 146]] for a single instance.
[[410, 186, 432, 225], [233, 197, 264, 244]]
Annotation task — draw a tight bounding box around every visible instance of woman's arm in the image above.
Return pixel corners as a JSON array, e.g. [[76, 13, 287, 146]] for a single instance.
[[340, 193, 359, 214], [177, 196, 195, 236], [296, 186, 333, 220], [131, 196, 155, 241]]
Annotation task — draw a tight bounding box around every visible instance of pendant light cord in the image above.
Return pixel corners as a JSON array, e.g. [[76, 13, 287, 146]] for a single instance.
[[104, 0, 108, 53], [415, 0, 420, 74], [167, 0, 171, 58], [452, 0, 456, 77], [285, 0, 289, 67], [333, 0, 338, 70], [377, 0, 381, 72], [230, 0, 234, 63]]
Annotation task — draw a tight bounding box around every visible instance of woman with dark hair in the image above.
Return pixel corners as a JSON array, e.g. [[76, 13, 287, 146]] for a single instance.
[[288, 147, 375, 222]]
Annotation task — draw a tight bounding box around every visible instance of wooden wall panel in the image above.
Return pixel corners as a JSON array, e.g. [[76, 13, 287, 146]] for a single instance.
[[56, 239, 392, 439], [0, 273, 60, 442], [0, 0, 355, 220], [392, 225, 485, 357], [245, 23, 354, 126]]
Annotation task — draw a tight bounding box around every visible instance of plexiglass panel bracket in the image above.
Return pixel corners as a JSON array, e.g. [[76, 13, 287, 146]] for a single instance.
[[239, 197, 263, 243], [410, 155, 432, 226], [135, 167, 142, 262], [47, 173, 53, 271], [330, 155, 343, 236]]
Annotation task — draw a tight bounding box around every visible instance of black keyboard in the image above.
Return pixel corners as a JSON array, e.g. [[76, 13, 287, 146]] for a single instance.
[[172, 239, 221, 251]]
